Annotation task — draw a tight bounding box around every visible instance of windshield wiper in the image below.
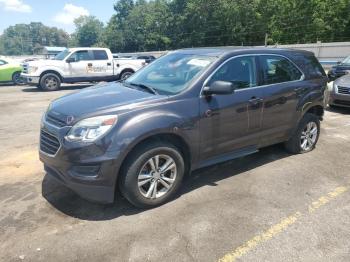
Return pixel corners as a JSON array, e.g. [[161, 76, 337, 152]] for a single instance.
[[128, 82, 158, 95]]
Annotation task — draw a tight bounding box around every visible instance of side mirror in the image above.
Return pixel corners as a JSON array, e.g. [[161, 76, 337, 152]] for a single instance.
[[66, 57, 77, 63], [337, 61, 342, 65], [203, 81, 235, 96]]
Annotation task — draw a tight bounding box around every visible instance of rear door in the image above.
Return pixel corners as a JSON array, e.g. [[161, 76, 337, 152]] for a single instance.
[[91, 50, 114, 77], [199, 55, 264, 160], [257, 55, 304, 145]]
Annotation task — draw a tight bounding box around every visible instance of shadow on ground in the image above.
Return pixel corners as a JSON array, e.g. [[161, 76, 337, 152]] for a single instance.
[[21, 84, 92, 92], [42, 144, 291, 221]]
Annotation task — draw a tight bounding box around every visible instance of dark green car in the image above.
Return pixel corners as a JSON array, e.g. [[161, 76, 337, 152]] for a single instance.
[[0, 58, 23, 84]]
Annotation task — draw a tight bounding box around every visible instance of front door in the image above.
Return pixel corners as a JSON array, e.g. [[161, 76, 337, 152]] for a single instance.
[[67, 50, 95, 79], [199, 55, 264, 161]]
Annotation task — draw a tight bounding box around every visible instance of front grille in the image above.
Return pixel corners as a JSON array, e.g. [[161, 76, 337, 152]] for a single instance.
[[40, 130, 60, 156], [337, 86, 350, 95], [22, 64, 28, 74], [46, 114, 66, 127]]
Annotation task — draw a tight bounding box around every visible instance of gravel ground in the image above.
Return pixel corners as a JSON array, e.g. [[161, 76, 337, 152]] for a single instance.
[[0, 84, 349, 262]]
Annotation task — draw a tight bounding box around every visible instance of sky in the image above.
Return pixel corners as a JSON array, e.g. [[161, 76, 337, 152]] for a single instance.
[[0, 0, 116, 34]]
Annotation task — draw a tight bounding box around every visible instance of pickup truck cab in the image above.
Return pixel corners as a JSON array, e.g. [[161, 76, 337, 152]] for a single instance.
[[21, 47, 145, 91]]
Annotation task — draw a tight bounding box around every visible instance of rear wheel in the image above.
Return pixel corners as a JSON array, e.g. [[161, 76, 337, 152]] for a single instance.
[[284, 113, 320, 154], [12, 72, 23, 85], [119, 142, 185, 208], [40, 73, 61, 91], [120, 70, 134, 80]]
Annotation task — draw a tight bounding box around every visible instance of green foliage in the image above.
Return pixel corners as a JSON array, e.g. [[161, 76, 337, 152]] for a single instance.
[[103, 0, 350, 52], [73, 16, 104, 47], [1, 0, 350, 55], [0, 22, 69, 55]]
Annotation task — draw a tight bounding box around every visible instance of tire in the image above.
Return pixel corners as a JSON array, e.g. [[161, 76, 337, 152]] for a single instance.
[[119, 142, 185, 208], [120, 70, 134, 80], [40, 73, 61, 91], [12, 72, 23, 85], [284, 113, 320, 154]]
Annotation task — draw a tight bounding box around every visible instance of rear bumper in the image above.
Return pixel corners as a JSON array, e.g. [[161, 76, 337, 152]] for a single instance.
[[21, 74, 40, 85], [329, 92, 350, 107]]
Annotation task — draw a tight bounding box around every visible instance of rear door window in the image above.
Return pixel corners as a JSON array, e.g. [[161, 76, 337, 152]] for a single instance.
[[259, 55, 303, 85], [93, 50, 109, 60]]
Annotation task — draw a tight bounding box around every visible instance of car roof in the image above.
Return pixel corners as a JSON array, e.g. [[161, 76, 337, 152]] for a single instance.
[[175, 47, 314, 57], [68, 47, 108, 51]]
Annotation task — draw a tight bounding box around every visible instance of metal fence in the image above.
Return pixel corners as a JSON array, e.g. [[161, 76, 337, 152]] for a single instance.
[[5, 41, 350, 65]]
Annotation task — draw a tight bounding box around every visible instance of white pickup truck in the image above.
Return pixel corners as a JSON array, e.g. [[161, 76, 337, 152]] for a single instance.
[[21, 47, 146, 91]]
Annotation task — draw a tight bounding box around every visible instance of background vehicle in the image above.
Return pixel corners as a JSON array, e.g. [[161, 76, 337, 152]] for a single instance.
[[328, 74, 350, 108], [21, 48, 145, 91], [327, 55, 350, 81], [39, 48, 326, 208], [113, 54, 156, 63], [0, 58, 23, 84]]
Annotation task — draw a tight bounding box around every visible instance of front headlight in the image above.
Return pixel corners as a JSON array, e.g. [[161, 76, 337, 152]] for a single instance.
[[28, 66, 38, 74], [66, 115, 118, 142], [333, 82, 338, 91]]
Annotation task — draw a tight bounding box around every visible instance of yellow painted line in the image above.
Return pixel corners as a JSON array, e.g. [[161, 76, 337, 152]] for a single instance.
[[218, 186, 349, 262]]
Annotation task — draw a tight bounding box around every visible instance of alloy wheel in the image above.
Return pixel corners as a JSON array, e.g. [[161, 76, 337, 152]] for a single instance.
[[137, 154, 177, 199], [45, 76, 58, 89], [300, 122, 318, 151]]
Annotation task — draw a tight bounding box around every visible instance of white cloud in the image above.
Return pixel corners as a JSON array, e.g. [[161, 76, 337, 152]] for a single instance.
[[53, 3, 89, 25], [0, 0, 32, 13]]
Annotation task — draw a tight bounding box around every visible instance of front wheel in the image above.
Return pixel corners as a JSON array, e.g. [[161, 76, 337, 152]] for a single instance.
[[119, 142, 185, 208], [12, 72, 23, 85], [40, 73, 61, 91], [284, 113, 320, 154]]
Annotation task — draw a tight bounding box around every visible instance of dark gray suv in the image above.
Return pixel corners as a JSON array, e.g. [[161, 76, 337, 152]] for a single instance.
[[39, 48, 327, 208]]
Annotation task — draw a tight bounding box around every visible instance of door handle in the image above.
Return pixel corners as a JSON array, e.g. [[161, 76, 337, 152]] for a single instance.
[[107, 62, 111, 66], [88, 63, 93, 67], [249, 97, 263, 105]]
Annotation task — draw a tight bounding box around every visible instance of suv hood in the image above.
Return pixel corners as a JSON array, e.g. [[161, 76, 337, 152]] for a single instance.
[[49, 82, 167, 120], [335, 75, 350, 87]]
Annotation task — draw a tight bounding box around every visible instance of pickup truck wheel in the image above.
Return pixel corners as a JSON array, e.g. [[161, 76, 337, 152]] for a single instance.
[[284, 113, 320, 154], [40, 73, 61, 91], [120, 71, 133, 80], [119, 142, 185, 208], [12, 72, 23, 85]]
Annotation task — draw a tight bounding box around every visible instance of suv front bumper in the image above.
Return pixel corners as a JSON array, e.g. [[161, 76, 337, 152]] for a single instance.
[[39, 120, 123, 204], [329, 91, 350, 107]]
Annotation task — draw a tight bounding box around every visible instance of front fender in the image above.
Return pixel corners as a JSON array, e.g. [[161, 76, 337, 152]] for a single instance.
[[108, 109, 198, 168], [37, 66, 65, 78]]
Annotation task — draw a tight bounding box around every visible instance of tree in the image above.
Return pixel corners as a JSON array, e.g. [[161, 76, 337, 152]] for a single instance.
[[74, 16, 104, 47], [0, 22, 69, 55]]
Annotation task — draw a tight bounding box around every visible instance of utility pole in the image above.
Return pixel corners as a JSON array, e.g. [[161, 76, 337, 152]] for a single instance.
[[265, 33, 268, 47]]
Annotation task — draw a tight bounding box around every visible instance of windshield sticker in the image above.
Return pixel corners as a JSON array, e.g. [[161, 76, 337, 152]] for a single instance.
[[187, 59, 211, 67]]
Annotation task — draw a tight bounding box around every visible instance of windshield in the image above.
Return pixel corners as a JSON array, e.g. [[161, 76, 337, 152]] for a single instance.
[[125, 53, 216, 95], [54, 49, 70, 60], [341, 56, 350, 65]]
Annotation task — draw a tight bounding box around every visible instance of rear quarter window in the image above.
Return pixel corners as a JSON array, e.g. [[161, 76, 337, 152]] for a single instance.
[[301, 55, 326, 79], [259, 55, 303, 85]]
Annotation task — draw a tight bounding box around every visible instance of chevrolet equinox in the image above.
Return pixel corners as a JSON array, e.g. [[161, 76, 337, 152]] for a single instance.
[[40, 48, 327, 208]]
